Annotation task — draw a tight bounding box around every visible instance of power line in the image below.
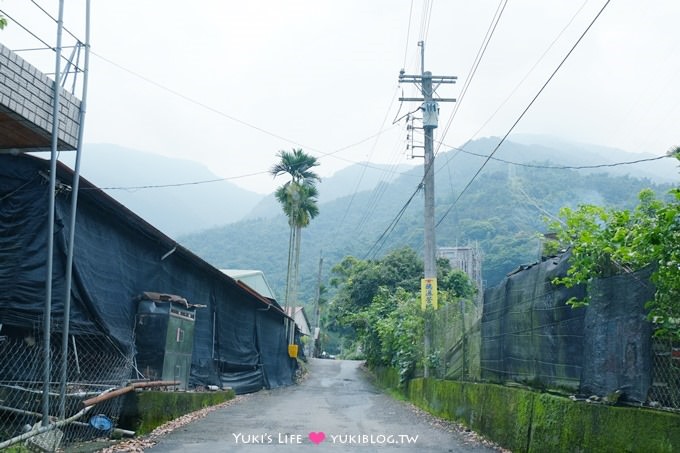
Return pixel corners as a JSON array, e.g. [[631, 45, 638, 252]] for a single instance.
[[438, 143, 671, 170], [29, 0, 79, 43], [422, 0, 435, 43], [435, 0, 613, 228], [80, 170, 272, 191], [351, 131, 410, 235], [1, 7, 84, 74], [402, 0, 415, 69], [90, 51, 408, 173], [67, 127, 416, 192], [456, 0, 590, 147], [0, 9, 53, 50], [338, 87, 399, 226], [91, 51, 311, 151], [363, 182, 423, 260], [435, 0, 508, 158]]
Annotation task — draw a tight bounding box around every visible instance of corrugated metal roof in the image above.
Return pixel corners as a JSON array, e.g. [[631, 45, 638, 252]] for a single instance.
[[221, 269, 277, 300]]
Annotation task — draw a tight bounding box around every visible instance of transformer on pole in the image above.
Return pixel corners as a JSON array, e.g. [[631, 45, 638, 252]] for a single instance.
[[398, 41, 456, 377]]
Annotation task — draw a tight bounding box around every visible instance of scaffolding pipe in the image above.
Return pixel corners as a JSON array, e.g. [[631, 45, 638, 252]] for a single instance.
[[59, 0, 91, 420], [0, 405, 135, 438], [0, 405, 92, 451], [43, 0, 66, 428]]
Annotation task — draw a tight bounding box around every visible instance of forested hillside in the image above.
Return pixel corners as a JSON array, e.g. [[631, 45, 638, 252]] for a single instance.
[[180, 138, 675, 307]]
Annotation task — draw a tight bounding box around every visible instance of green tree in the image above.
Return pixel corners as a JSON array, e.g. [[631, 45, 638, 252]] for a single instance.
[[328, 246, 477, 377], [270, 148, 320, 330], [328, 247, 422, 329], [0, 15, 7, 30], [548, 150, 680, 338]]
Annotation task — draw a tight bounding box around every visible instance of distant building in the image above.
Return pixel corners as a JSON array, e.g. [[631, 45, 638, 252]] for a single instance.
[[285, 306, 312, 338], [221, 269, 277, 301], [438, 244, 484, 301]]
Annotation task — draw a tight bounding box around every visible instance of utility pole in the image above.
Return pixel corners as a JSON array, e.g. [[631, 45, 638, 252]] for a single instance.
[[399, 41, 456, 378], [312, 251, 323, 358]]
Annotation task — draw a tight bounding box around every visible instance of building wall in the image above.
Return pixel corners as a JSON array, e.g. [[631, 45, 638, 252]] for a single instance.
[[0, 43, 81, 150]]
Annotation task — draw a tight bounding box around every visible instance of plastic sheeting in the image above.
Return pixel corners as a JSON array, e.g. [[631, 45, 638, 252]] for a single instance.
[[481, 252, 587, 389], [482, 250, 655, 401], [580, 266, 655, 402], [0, 154, 296, 393]]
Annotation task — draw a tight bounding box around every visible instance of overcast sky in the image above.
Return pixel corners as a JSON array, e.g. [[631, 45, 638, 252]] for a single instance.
[[2, 0, 679, 193]]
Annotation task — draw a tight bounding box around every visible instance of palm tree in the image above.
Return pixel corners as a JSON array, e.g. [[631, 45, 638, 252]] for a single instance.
[[271, 149, 320, 343]]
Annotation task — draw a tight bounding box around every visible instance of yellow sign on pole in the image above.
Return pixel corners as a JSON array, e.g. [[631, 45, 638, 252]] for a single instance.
[[421, 278, 438, 311]]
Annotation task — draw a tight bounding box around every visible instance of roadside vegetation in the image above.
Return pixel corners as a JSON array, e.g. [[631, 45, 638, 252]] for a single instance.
[[548, 149, 680, 339], [326, 247, 476, 382]]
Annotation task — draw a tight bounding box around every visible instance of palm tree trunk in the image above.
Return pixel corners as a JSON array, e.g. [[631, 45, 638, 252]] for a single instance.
[[289, 224, 303, 344], [284, 224, 296, 343]]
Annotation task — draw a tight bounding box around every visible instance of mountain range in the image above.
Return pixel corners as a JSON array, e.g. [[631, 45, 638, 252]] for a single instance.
[[56, 138, 677, 305]]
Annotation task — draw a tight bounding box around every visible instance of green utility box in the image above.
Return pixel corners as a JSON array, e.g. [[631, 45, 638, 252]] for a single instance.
[[134, 292, 202, 389]]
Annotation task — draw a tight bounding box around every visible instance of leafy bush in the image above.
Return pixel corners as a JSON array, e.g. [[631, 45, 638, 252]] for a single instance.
[[548, 152, 680, 339]]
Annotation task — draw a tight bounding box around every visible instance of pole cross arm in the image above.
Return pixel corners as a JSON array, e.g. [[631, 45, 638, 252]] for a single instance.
[[399, 74, 458, 82], [399, 97, 457, 102]]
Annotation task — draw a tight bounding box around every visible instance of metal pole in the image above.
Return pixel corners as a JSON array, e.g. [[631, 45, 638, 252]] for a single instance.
[[59, 0, 90, 419], [312, 252, 323, 358], [43, 0, 65, 427]]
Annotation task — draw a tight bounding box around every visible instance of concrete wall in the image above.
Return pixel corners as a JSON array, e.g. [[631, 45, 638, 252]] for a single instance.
[[373, 368, 680, 452], [119, 390, 236, 435], [0, 43, 81, 151]]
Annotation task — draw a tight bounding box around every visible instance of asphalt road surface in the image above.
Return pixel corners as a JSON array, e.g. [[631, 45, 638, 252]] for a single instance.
[[146, 359, 503, 452]]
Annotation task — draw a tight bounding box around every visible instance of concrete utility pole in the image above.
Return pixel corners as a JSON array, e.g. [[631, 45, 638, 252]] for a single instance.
[[399, 41, 456, 378], [312, 252, 323, 358]]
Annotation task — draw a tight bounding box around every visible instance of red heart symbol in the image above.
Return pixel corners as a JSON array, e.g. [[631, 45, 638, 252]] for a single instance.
[[308, 432, 326, 445]]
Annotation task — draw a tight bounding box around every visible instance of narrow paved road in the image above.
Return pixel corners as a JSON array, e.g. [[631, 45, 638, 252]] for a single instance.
[[146, 359, 502, 452]]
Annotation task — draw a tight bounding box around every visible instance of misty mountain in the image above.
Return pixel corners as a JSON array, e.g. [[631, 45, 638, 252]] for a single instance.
[[179, 137, 677, 307], [58, 144, 264, 237], [509, 134, 679, 183]]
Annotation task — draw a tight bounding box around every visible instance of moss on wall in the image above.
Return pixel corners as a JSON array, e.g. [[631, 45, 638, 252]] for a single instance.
[[407, 379, 532, 451], [372, 366, 400, 390], [375, 369, 680, 452], [529, 393, 680, 453], [120, 390, 235, 435]]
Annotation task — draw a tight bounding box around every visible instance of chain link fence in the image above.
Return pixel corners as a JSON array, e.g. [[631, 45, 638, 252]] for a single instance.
[[431, 299, 482, 381], [0, 323, 135, 450], [650, 336, 680, 410]]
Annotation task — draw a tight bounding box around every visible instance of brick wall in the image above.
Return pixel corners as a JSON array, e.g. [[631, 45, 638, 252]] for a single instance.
[[0, 42, 81, 150]]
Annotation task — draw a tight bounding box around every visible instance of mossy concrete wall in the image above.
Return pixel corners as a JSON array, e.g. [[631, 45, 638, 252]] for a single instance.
[[119, 390, 235, 435], [374, 369, 680, 452]]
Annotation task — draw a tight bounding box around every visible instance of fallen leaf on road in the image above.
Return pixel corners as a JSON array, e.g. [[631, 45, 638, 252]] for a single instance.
[[97, 395, 246, 452]]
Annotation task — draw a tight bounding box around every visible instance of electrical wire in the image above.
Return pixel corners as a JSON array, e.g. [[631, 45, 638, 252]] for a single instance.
[[351, 130, 413, 235], [91, 51, 310, 152], [338, 87, 399, 226], [435, 0, 508, 158], [436, 141, 672, 170], [402, 0, 415, 69], [80, 170, 272, 191], [368, 0, 508, 257], [90, 51, 409, 175], [0, 8, 84, 74], [452, 0, 590, 148], [420, 0, 435, 44], [362, 181, 423, 260], [435, 0, 613, 229], [0, 9, 53, 51], [29, 0, 79, 43]]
